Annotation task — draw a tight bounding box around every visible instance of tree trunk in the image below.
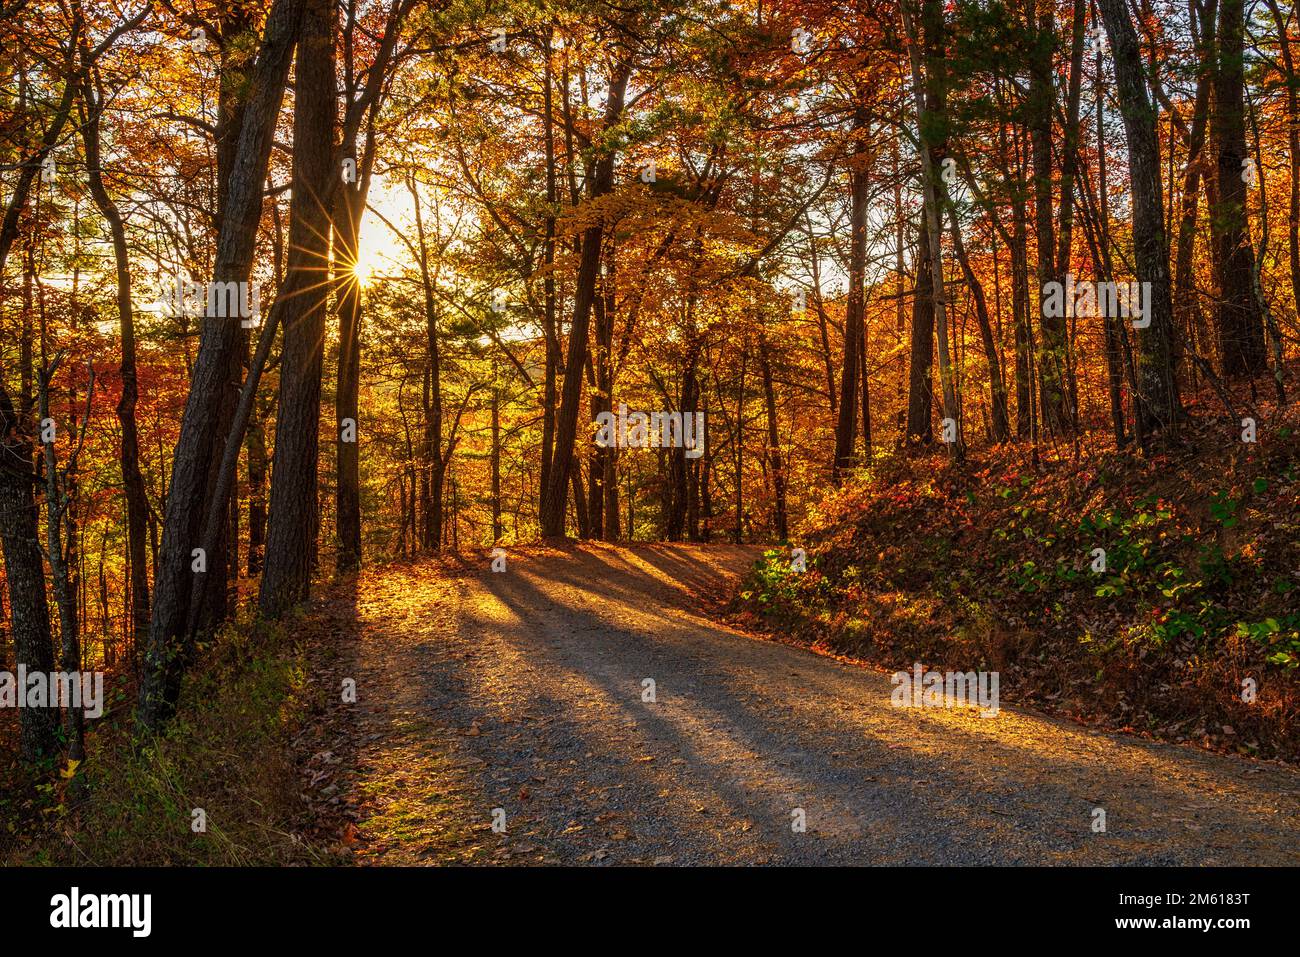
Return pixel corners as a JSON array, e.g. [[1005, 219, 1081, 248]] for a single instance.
[[949, 209, 1011, 441], [138, 0, 304, 731], [1098, 0, 1182, 431], [79, 67, 150, 647], [246, 401, 267, 575], [259, 0, 337, 618], [540, 38, 558, 513], [39, 363, 85, 762], [1174, 0, 1217, 379], [1212, 0, 1268, 375], [733, 345, 746, 544], [1008, 127, 1034, 439], [1264, 0, 1300, 318], [859, 309, 872, 457], [588, 274, 614, 539], [758, 334, 787, 542], [1029, 0, 1071, 437], [905, 222, 936, 445], [0, 385, 58, 759], [411, 174, 445, 552], [491, 386, 502, 542], [903, 0, 962, 457], [334, 184, 365, 572], [539, 64, 629, 537], [834, 111, 870, 480]]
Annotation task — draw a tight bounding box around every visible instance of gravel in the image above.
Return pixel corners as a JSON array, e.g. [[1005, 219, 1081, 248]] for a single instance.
[[322, 543, 1300, 866]]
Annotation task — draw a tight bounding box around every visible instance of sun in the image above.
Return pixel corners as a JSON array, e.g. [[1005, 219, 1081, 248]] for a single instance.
[[351, 250, 379, 288]]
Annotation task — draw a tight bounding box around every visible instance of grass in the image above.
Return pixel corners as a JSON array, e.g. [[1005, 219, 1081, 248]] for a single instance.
[[4, 614, 342, 866]]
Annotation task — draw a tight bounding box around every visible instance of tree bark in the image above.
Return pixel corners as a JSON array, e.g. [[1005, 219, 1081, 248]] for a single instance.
[[1212, 0, 1268, 375], [259, 0, 338, 618], [903, 0, 962, 458], [246, 401, 268, 574], [1028, 0, 1072, 437], [834, 110, 870, 480], [0, 385, 58, 759], [78, 65, 150, 647], [1098, 0, 1182, 431], [539, 64, 629, 538], [758, 335, 787, 542], [138, 0, 305, 731], [1264, 0, 1300, 319], [905, 221, 936, 444], [334, 180, 365, 571], [1174, 0, 1217, 379], [39, 362, 86, 761]]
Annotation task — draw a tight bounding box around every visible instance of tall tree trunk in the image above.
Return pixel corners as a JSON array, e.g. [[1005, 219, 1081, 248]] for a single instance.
[[859, 310, 872, 457], [334, 181, 365, 572], [79, 66, 150, 647], [539, 64, 629, 537], [905, 221, 936, 444], [246, 401, 267, 574], [1174, 0, 1217, 379], [1212, 0, 1268, 375], [331, 1, 404, 569], [1056, 0, 1088, 426], [894, 133, 909, 408], [491, 385, 502, 542], [540, 36, 558, 513], [904, 0, 962, 457], [410, 174, 445, 552], [733, 345, 746, 544], [1264, 0, 1300, 317], [200, 5, 261, 636], [834, 110, 870, 480], [39, 363, 85, 762], [139, 0, 305, 731], [1029, 0, 1072, 437], [1098, 0, 1182, 431], [588, 268, 614, 539], [1007, 117, 1034, 438], [0, 385, 58, 758], [259, 0, 338, 618], [758, 334, 787, 542]]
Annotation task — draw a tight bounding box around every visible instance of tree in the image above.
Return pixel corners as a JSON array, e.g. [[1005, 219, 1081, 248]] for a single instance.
[[138, 0, 306, 731], [259, 0, 340, 618], [538, 56, 630, 538], [0, 384, 57, 759], [1212, 0, 1268, 376], [1097, 0, 1180, 432]]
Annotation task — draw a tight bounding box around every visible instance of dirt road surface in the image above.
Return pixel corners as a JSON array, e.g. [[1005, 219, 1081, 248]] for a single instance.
[[306, 544, 1300, 866]]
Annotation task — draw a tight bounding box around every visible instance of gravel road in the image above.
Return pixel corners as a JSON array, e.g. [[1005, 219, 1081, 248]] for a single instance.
[[318, 543, 1300, 866]]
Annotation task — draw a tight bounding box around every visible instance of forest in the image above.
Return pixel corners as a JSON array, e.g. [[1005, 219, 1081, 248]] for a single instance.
[[1, 0, 1298, 870]]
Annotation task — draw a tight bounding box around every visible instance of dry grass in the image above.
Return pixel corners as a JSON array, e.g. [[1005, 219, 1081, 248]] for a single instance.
[[3, 616, 341, 866]]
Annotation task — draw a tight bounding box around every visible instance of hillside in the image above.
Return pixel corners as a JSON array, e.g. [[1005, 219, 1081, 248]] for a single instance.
[[734, 391, 1300, 763]]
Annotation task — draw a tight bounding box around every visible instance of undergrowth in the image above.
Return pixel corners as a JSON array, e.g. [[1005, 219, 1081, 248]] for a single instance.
[[734, 413, 1300, 762], [3, 615, 339, 866]]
